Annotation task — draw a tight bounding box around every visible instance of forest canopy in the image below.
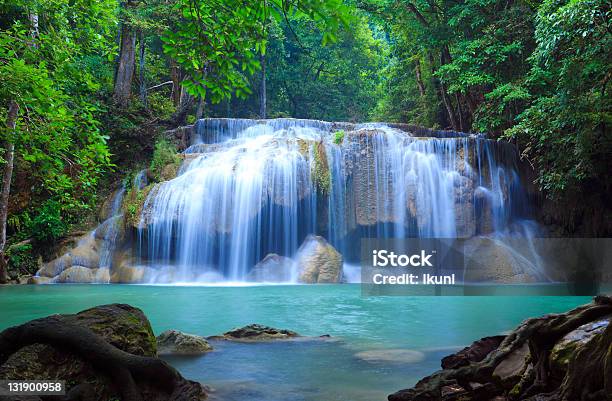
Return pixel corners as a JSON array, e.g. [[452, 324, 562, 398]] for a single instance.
[[0, 0, 610, 278]]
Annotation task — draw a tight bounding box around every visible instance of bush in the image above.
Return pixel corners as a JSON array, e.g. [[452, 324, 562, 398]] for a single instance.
[[29, 200, 67, 243], [150, 138, 180, 182], [6, 243, 38, 275]]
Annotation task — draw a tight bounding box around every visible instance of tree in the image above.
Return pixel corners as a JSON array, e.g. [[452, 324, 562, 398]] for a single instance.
[[162, 0, 351, 105]]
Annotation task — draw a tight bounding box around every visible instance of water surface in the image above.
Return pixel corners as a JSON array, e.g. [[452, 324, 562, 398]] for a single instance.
[[0, 284, 588, 400]]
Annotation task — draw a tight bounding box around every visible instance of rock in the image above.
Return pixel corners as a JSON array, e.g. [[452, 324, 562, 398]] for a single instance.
[[37, 253, 72, 278], [549, 315, 611, 382], [388, 296, 612, 401], [441, 335, 505, 369], [492, 343, 529, 386], [247, 253, 294, 282], [69, 236, 100, 269], [157, 330, 212, 355], [0, 304, 205, 401], [296, 235, 343, 283], [54, 266, 109, 283], [211, 324, 299, 342], [462, 237, 539, 283], [27, 276, 52, 285], [355, 349, 425, 364]]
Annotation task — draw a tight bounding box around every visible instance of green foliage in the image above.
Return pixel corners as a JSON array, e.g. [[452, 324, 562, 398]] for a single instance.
[[6, 242, 38, 275], [123, 185, 153, 228], [504, 0, 611, 197], [150, 138, 180, 181], [333, 130, 345, 145], [29, 200, 67, 243], [162, 0, 352, 103], [362, 0, 611, 201]]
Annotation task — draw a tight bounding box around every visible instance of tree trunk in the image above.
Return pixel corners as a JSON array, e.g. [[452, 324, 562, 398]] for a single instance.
[[113, 19, 137, 106], [172, 83, 194, 126], [260, 53, 267, 119], [138, 31, 147, 107], [195, 96, 205, 121], [28, 12, 39, 45], [440, 81, 459, 131], [414, 59, 426, 97], [170, 60, 181, 106], [0, 101, 19, 284]]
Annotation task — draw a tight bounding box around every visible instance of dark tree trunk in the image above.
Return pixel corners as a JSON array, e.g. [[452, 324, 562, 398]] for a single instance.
[[138, 31, 147, 107], [114, 12, 137, 107], [195, 96, 205, 121], [172, 83, 194, 126], [260, 53, 267, 119], [170, 60, 181, 106], [0, 101, 19, 284]]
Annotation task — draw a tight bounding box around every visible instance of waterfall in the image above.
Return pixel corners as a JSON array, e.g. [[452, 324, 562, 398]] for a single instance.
[[136, 118, 534, 282], [97, 187, 126, 271]]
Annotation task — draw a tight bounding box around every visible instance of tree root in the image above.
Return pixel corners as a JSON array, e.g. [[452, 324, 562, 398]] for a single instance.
[[389, 295, 612, 401], [0, 315, 206, 401]]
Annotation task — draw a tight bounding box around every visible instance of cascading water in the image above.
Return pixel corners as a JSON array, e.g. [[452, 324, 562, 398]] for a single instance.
[[136, 118, 537, 282]]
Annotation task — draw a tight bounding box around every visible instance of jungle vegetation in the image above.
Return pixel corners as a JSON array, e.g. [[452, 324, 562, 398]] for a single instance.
[[0, 0, 610, 280]]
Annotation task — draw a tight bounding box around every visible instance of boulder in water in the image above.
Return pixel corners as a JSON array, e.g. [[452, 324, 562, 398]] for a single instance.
[[247, 253, 294, 282], [156, 330, 212, 355], [210, 324, 300, 342], [296, 235, 343, 283], [0, 304, 206, 400]]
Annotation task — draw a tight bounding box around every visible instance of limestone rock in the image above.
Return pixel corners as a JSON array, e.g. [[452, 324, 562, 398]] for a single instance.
[[37, 253, 72, 278], [296, 235, 343, 283], [157, 330, 212, 355], [463, 237, 539, 283], [211, 324, 299, 342], [247, 253, 294, 282], [54, 266, 109, 283]]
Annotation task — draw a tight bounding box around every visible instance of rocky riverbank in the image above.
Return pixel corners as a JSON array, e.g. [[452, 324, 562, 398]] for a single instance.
[[389, 295, 612, 401]]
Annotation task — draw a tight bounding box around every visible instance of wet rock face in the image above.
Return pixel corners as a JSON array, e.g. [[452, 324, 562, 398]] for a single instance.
[[212, 324, 300, 342], [157, 330, 212, 355], [247, 253, 294, 282], [296, 235, 343, 283]]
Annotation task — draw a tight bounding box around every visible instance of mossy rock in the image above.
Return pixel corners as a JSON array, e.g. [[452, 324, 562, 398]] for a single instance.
[[312, 141, 331, 195], [0, 304, 158, 401], [123, 185, 154, 229]]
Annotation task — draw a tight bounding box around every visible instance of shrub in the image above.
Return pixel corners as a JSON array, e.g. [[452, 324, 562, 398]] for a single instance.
[[150, 138, 180, 182], [29, 200, 67, 243]]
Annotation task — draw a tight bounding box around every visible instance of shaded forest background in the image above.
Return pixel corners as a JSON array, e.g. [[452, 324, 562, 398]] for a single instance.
[[0, 0, 610, 280]]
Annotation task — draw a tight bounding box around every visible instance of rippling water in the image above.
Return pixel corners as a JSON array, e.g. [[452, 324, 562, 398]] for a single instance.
[[0, 285, 588, 400]]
